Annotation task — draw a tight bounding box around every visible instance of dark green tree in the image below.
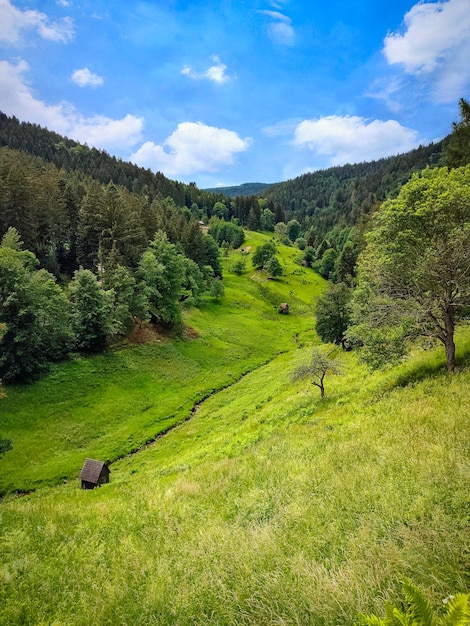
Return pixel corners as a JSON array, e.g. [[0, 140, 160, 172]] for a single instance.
[[70, 269, 112, 352], [315, 282, 351, 348], [252, 241, 277, 269], [104, 264, 148, 337], [210, 277, 225, 300], [287, 219, 301, 242], [265, 255, 283, 278], [0, 228, 71, 382], [445, 98, 470, 168], [138, 231, 185, 326]]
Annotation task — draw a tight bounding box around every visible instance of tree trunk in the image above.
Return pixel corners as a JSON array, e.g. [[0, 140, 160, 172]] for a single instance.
[[445, 333, 456, 372], [443, 306, 456, 372]]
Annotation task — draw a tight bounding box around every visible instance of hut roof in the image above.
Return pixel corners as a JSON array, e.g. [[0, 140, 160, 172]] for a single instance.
[[80, 458, 108, 484]]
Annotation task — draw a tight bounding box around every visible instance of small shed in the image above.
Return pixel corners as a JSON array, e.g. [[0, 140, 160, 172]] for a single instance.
[[80, 458, 110, 490], [278, 303, 289, 314]]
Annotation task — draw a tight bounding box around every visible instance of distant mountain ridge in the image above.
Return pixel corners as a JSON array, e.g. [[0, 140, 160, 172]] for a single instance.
[[204, 182, 273, 198]]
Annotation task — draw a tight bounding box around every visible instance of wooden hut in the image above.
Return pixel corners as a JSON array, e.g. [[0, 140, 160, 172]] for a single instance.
[[80, 458, 110, 489]]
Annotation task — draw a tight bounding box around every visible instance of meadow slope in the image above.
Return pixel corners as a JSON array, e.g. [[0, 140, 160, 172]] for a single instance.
[[1, 232, 469, 625]]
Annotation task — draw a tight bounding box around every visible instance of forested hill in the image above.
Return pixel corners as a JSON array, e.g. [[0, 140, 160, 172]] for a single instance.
[[204, 182, 273, 198], [0, 112, 226, 209], [264, 141, 444, 240]]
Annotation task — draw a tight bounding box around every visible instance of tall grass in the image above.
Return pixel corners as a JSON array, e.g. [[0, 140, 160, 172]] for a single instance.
[[1, 339, 470, 624], [1, 233, 469, 624]]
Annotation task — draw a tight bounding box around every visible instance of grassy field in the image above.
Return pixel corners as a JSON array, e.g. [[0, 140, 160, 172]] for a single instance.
[[1, 232, 469, 625], [0, 232, 322, 493]]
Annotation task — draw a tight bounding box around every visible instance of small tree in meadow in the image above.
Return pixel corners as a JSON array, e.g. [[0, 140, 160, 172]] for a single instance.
[[265, 255, 283, 278], [210, 277, 225, 300], [292, 348, 343, 399]]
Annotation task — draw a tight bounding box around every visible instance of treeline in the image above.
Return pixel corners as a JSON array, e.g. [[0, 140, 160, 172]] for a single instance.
[[0, 146, 223, 278], [0, 142, 232, 384], [0, 223, 223, 384], [0, 112, 227, 209], [264, 142, 444, 239]]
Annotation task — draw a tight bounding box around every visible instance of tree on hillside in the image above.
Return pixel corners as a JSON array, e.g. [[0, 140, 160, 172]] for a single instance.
[[348, 165, 470, 372], [292, 348, 343, 399], [0, 228, 71, 382], [252, 241, 276, 269], [70, 269, 112, 352], [138, 231, 185, 326], [265, 255, 283, 278], [316, 282, 351, 348], [445, 98, 470, 168], [287, 219, 301, 242]]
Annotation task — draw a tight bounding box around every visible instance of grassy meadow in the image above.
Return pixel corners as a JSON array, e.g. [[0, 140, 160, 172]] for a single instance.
[[1, 231, 470, 624]]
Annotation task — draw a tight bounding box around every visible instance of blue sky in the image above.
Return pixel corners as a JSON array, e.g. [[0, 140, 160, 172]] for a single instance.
[[1, 0, 469, 188]]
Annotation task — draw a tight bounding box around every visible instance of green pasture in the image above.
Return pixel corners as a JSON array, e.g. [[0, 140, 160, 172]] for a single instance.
[[1, 332, 470, 624], [0, 233, 322, 493], [1, 232, 470, 624]]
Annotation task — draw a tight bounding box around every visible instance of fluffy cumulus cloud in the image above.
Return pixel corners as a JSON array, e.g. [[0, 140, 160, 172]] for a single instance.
[[259, 10, 295, 45], [71, 68, 104, 87], [0, 0, 74, 44], [294, 115, 419, 165], [130, 122, 251, 176], [181, 55, 233, 84], [383, 0, 470, 101], [0, 60, 143, 151]]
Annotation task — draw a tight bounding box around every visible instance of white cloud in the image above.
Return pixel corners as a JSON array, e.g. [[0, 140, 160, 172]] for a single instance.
[[293, 115, 419, 165], [181, 55, 233, 84], [383, 0, 470, 101], [0, 59, 143, 151], [130, 122, 251, 176], [72, 68, 104, 87], [259, 10, 295, 45], [0, 0, 74, 44]]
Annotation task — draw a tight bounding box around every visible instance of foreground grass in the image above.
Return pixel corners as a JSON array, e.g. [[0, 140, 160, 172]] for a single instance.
[[1, 334, 470, 624], [0, 233, 322, 493]]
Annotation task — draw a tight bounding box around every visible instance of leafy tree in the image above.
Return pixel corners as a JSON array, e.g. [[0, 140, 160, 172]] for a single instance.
[[296, 237, 307, 250], [261, 207, 275, 231], [0, 228, 71, 382], [265, 255, 283, 278], [201, 234, 222, 277], [292, 347, 343, 399], [349, 165, 470, 372], [445, 98, 470, 168], [138, 231, 185, 326], [316, 282, 351, 348], [210, 277, 225, 300], [319, 247, 338, 280], [357, 578, 470, 625], [287, 219, 301, 242], [70, 269, 112, 352], [252, 241, 276, 269], [303, 246, 316, 267], [104, 264, 148, 337], [335, 241, 358, 285], [232, 257, 246, 275], [180, 256, 206, 307], [275, 221, 288, 243]]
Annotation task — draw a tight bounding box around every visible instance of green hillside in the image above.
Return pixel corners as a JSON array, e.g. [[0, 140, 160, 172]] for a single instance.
[[1, 230, 469, 625]]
